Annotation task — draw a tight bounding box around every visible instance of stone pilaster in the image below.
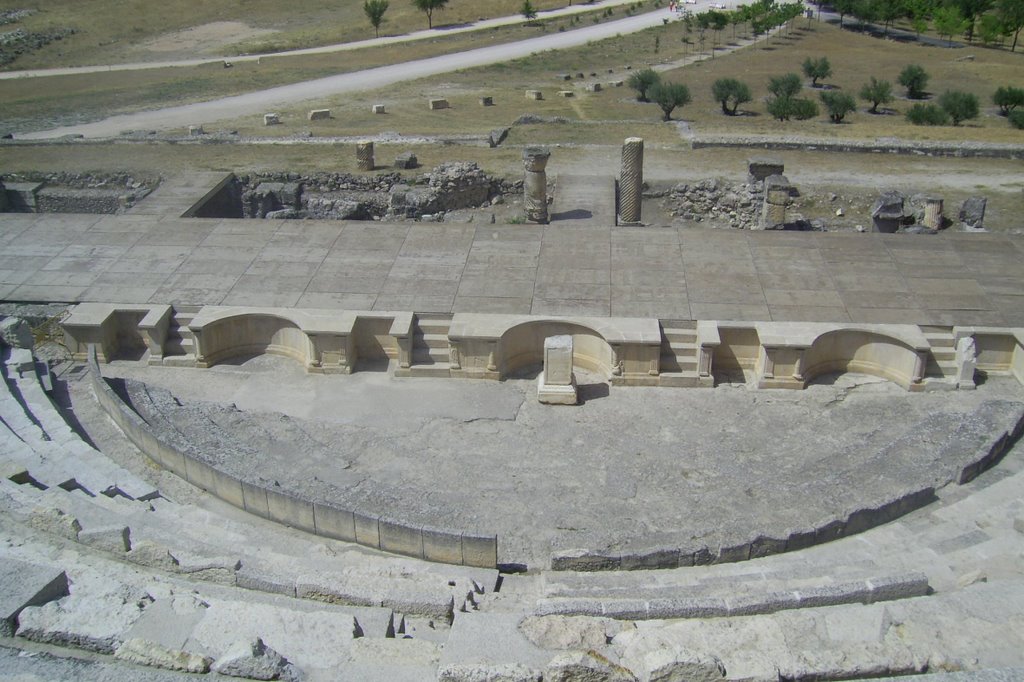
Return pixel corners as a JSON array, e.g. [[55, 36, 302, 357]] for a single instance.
[[523, 146, 551, 224]]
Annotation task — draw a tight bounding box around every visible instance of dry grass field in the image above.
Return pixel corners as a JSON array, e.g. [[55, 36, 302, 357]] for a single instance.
[[0, 0, 589, 68]]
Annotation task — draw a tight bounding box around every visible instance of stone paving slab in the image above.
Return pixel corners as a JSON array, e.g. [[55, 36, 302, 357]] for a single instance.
[[1, 213, 1022, 325]]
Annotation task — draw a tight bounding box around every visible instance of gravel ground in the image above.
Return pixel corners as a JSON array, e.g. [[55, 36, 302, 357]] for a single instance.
[[99, 356, 1024, 568]]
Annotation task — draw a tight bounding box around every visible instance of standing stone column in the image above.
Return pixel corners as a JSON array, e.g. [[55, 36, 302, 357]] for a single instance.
[[356, 141, 375, 171], [523, 146, 551, 224], [758, 175, 792, 230], [923, 197, 944, 231], [618, 137, 644, 225]]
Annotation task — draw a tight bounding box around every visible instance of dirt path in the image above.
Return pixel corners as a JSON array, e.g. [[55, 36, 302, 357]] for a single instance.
[[15, 0, 753, 139], [1, 0, 745, 81]]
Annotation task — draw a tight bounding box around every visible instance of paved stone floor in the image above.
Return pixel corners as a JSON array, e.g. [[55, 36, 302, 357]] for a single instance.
[[1, 211, 1022, 325]]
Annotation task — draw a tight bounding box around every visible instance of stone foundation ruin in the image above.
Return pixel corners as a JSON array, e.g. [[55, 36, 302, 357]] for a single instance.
[[193, 163, 509, 221], [0, 172, 156, 214]]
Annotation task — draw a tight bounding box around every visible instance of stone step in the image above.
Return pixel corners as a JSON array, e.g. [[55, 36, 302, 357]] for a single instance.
[[658, 372, 704, 388], [406, 364, 452, 378], [417, 332, 450, 349], [415, 315, 454, 336], [536, 572, 931, 620], [413, 347, 449, 363]]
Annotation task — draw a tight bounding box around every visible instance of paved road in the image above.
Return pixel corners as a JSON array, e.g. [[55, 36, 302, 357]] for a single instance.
[[17, 1, 745, 139]]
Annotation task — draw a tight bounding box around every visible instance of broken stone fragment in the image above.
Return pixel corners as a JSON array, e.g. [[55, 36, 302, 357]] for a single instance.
[[212, 636, 301, 680], [115, 637, 213, 673]]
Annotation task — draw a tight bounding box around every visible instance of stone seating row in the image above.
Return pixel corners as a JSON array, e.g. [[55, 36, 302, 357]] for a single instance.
[[86, 345, 498, 568], [0, 350, 158, 501]]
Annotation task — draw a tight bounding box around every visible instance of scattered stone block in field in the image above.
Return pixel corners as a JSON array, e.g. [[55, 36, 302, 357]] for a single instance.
[[395, 152, 418, 170], [959, 195, 986, 230], [526, 90, 543, 100], [372, 104, 386, 114], [356, 141, 375, 171], [479, 96, 494, 106], [558, 90, 575, 98], [188, 125, 204, 136], [608, 80, 624, 87], [488, 127, 510, 148], [307, 109, 331, 121], [586, 83, 602, 92], [747, 156, 784, 184], [263, 113, 280, 126], [429, 99, 450, 110], [559, 73, 572, 81]]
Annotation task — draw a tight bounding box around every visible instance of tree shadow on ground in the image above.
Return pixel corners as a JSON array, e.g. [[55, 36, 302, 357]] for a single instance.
[[551, 209, 593, 221]]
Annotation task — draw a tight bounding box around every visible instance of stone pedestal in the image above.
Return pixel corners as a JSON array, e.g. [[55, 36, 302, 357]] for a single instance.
[[525, 90, 543, 100], [263, 113, 280, 126], [428, 99, 449, 110], [923, 197, 943, 230], [372, 104, 386, 114], [356, 142, 375, 171], [538, 335, 577, 405], [523, 146, 551, 224], [479, 96, 494, 106], [757, 175, 792, 230], [308, 109, 330, 121], [618, 137, 644, 225]]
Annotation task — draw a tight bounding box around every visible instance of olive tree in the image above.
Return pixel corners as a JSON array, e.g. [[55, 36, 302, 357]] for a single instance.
[[711, 78, 752, 115]]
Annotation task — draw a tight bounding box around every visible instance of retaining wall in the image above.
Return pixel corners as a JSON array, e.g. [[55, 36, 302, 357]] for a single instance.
[[86, 345, 497, 568]]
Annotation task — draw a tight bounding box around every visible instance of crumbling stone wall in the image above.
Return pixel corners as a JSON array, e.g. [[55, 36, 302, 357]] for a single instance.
[[235, 163, 504, 221], [1, 172, 156, 214]]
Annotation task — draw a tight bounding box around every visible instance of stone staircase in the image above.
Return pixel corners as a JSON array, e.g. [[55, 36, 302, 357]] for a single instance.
[[922, 325, 958, 388], [405, 313, 453, 378], [160, 305, 201, 367], [657, 319, 702, 387]]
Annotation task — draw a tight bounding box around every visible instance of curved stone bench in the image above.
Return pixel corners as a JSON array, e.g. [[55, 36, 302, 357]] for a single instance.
[[87, 346, 497, 568]]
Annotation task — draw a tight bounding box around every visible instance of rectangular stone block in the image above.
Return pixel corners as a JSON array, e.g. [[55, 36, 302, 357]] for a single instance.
[[78, 525, 131, 553], [379, 519, 424, 559], [866, 573, 930, 603], [428, 99, 449, 110], [213, 469, 244, 509], [313, 502, 356, 542], [183, 456, 218, 493], [266, 488, 316, 534], [354, 511, 381, 548], [422, 526, 463, 565], [462, 532, 498, 568], [796, 581, 869, 608], [598, 599, 648, 620], [479, 96, 494, 106], [619, 547, 680, 570], [236, 565, 296, 597], [263, 113, 280, 126], [308, 109, 331, 121], [585, 83, 602, 92], [372, 104, 386, 114], [543, 335, 573, 386], [726, 590, 800, 616], [0, 559, 68, 637], [525, 90, 543, 100], [155, 439, 187, 478], [748, 156, 784, 182], [646, 597, 727, 619], [550, 549, 619, 572], [558, 90, 575, 98], [240, 481, 270, 519]]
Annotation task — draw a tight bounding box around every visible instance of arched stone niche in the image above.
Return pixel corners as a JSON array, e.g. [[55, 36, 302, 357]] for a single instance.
[[798, 328, 927, 390]]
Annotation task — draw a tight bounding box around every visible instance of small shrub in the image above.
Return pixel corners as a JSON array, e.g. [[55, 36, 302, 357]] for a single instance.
[[649, 81, 692, 121], [1009, 110, 1024, 129], [938, 90, 979, 126], [768, 73, 802, 99], [790, 98, 819, 120], [859, 77, 894, 114], [820, 90, 856, 123], [711, 77, 752, 115], [627, 68, 661, 102], [898, 64, 929, 100], [767, 96, 818, 121], [801, 56, 832, 87], [906, 103, 949, 126], [993, 86, 1024, 116]]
